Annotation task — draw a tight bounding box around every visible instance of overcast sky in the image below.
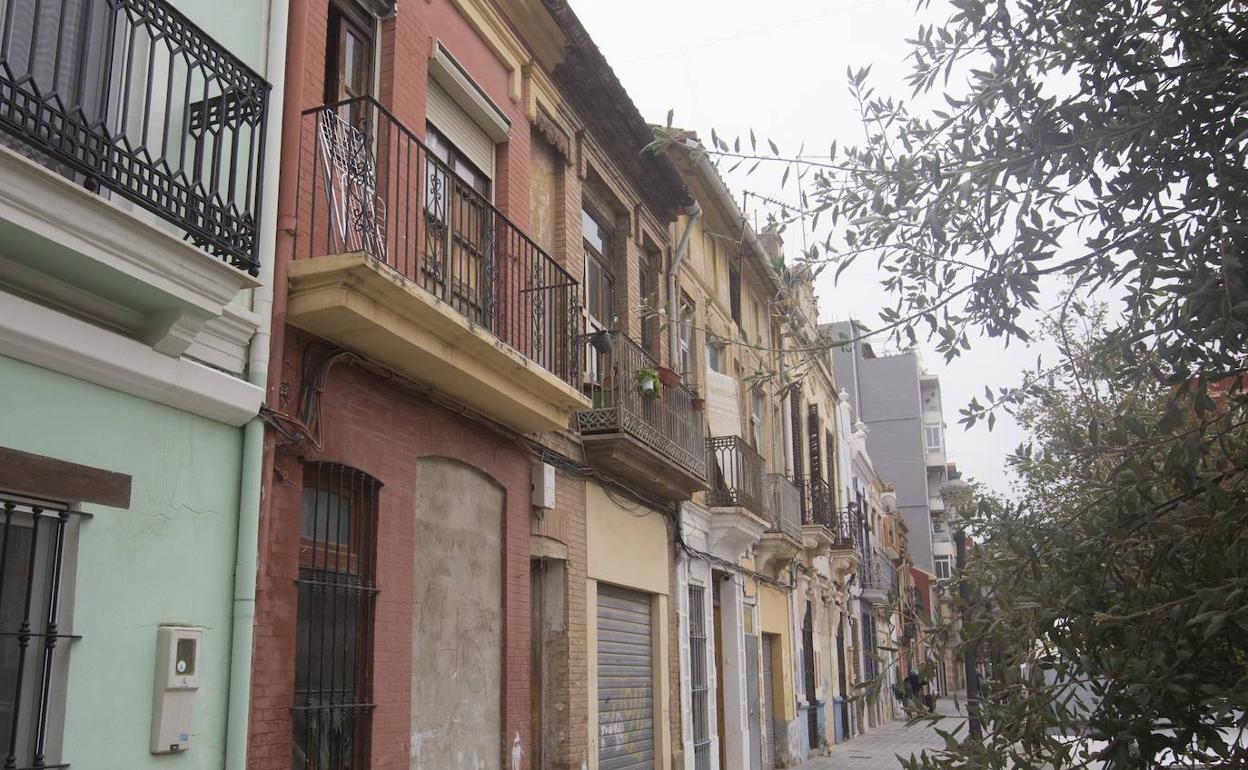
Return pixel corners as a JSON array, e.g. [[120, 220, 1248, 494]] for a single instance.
[[575, 0, 1044, 495]]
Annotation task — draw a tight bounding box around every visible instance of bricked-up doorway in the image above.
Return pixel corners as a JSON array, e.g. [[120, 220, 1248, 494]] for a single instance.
[[530, 557, 566, 770], [411, 457, 503, 770]]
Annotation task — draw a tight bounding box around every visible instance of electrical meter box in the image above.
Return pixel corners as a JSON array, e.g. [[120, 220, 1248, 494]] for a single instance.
[[151, 626, 201, 754], [531, 461, 556, 509]]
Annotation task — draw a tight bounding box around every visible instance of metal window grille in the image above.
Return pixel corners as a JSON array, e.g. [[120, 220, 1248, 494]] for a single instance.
[[293, 463, 380, 770], [0, 494, 86, 770], [688, 586, 710, 770]]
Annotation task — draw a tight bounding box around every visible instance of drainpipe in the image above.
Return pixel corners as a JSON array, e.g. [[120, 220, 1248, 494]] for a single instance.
[[667, 201, 701, 366], [224, 0, 289, 765]]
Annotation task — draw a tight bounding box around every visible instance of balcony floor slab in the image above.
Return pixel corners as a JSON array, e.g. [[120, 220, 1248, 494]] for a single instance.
[[286, 253, 589, 433]]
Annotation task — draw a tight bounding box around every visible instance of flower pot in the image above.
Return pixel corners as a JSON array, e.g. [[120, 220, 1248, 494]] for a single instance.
[[640, 378, 656, 395], [658, 366, 681, 387]]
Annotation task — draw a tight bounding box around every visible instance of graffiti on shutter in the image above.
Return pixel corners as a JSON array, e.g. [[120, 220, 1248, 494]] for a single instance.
[[597, 585, 654, 770]]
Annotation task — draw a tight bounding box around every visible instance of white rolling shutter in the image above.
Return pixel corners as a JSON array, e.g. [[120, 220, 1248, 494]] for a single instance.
[[426, 79, 494, 183], [705, 369, 743, 438], [597, 585, 655, 770], [761, 635, 778, 769]]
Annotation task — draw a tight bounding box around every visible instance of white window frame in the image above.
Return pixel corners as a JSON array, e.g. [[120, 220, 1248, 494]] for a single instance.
[[934, 556, 951, 580], [924, 424, 943, 451]]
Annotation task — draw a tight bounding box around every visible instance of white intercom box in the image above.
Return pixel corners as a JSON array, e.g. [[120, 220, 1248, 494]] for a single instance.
[[151, 626, 201, 754]]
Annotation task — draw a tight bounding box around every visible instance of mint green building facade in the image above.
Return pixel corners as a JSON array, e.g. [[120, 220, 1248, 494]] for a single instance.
[[0, 0, 285, 766]]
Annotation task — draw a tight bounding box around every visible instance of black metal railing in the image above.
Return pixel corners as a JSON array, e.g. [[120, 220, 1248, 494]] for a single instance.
[[859, 555, 897, 596], [802, 479, 863, 549], [577, 331, 706, 481], [0, 0, 269, 273], [0, 494, 88, 770], [764, 473, 802, 541], [293, 463, 380, 770], [297, 98, 580, 386], [803, 477, 836, 529], [706, 436, 764, 514]]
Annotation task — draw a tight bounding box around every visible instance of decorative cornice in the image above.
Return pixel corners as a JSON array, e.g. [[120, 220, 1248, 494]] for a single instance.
[[0, 291, 262, 427]]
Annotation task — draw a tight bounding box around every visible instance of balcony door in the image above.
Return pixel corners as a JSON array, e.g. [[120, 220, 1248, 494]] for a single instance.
[[424, 80, 496, 326], [582, 207, 615, 386], [316, 1, 384, 257]]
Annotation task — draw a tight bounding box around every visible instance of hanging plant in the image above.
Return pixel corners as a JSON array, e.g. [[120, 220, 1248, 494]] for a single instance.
[[635, 366, 662, 398]]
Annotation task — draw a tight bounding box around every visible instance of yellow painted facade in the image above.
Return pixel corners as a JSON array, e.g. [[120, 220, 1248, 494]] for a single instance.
[[585, 482, 673, 770], [758, 582, 797, 721]]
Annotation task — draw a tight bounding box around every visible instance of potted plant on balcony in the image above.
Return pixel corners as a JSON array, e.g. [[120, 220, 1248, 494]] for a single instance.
[[635, 366, 662, 398], [690, 389, 705, 411]]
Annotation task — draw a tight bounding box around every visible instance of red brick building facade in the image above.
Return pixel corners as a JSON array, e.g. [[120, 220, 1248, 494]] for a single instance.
[[253, 1, 690, 768]]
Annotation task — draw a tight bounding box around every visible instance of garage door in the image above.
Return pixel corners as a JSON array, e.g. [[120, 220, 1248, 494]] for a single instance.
[[597, 585, 654, 770]]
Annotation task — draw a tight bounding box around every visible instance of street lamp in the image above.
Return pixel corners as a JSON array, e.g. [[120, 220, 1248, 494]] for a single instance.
[[941, 477, 981, 739]]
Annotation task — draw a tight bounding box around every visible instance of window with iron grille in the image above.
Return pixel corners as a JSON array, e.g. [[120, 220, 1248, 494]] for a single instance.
[[293, 463, 381, 770], [688, 585, 711, 770], [0, 493, 84, 770]]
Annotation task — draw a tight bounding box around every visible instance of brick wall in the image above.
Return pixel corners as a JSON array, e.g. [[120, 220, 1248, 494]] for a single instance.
[[248, 330, 533, 770], [261, 1, 682, 768]]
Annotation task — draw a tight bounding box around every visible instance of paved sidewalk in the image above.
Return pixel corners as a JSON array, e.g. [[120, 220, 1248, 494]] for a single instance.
[[794, 695, 966, 770]]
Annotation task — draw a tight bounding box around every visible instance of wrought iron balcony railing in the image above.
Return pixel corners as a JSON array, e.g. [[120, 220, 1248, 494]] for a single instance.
[[0, 0, 269, 273], [297, 98, 580, 385], [707, 436, 764, 514], [577, 331, 706, 480], [764, 473, 802, 542], [859, 555, 897, 595], [801, 478, 862, 549], [803, 477, 836, 529]]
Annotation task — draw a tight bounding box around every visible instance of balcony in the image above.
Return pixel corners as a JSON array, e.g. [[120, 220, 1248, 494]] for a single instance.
[[0, 0, 269, 355], [701, 436, 769, 560], [859, 557, 897, 606], [286, 98, 588, 433], [755, 473, 802, 577], [707, 436, 765, 516], [764, 474, 801, 541], [577, 332, 706, 501]]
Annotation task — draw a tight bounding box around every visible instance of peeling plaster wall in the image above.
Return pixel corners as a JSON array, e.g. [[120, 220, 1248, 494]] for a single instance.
[[411, 457, 504, 770]]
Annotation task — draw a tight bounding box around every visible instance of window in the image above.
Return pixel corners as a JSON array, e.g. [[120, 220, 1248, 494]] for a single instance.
[[705, 341, 723, 374], [924, 425, 943, 451], [0, 494, 82, 769], [934, 556, 951, 580], [583, 208, 615, 327], [424, 123, 493, 320], [679, 291, 695, 380], [325, 2, 374, 128], [688, 586, 711, 769], [750, 389, 765, 451], [294, 463, 380, 770], [639, 248, 659, 356], [728, 261, 742, 327], [426, 125, 490, 197]]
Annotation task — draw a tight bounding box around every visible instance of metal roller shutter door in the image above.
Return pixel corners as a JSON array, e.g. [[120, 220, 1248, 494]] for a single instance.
[[762, 635, 777, 769], [597, 585, 655, 770], [745, 635, 763, 770]]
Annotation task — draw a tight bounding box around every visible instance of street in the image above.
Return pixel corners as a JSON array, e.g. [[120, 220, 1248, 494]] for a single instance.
[[795, 695, 966, 770]]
